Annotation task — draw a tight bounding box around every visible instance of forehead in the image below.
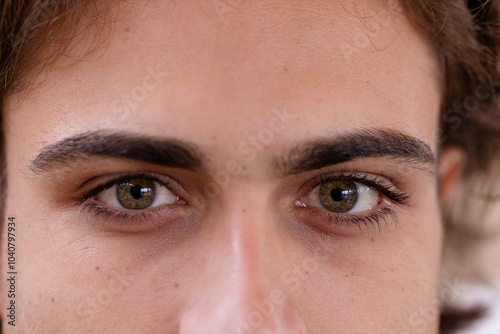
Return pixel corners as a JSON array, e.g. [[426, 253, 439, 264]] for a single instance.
[[6, 0, 441, 168]]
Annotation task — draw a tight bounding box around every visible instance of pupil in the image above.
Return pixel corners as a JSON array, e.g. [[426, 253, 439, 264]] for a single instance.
[[130, 185, 144, 199], [331, 187, 345, 202]]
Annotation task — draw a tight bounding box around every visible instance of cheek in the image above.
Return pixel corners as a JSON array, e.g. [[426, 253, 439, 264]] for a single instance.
[[283, 194, 443, 333], [16, 234, 191, 332], [13, 190, 200, 333]]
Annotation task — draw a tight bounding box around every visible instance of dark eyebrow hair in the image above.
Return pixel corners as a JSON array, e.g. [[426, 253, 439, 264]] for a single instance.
[[275, 129, 436, 175], [29, 130, 203, 174], [29, 129, 435, 177]]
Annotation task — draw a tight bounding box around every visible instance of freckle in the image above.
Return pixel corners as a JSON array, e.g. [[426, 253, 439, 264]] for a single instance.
[[124, 27, 130, 32], [242, 209, 247, 213], [174, 282, 179, 288], [211, 135, 217, 141], [95, 266, 100, 271], [29, 300, 32, 305], [370, 238, 375, 242], [282, 66, 288, 72], [51, 298, 54, 303]]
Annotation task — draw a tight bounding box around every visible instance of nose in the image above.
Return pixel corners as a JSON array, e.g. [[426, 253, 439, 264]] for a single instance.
[[178, 197, 308, 334]]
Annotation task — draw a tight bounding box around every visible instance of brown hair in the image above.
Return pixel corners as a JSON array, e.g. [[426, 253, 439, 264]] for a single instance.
[[402, 1, 500, 332], [1, 0, 500, 332]]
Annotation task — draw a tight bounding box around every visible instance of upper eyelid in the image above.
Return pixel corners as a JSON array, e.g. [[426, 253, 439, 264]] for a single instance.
[[301, 171, 411, 205], [302, 171, 393, 193], [77, 172, 180, 205]]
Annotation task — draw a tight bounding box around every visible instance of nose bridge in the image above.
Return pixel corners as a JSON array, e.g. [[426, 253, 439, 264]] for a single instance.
[[178, 190, 308, 334], [213, 183, 276, 286]]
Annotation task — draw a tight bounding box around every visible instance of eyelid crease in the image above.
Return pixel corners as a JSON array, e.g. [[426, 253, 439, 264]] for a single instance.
[[302, 171, 413, 206]]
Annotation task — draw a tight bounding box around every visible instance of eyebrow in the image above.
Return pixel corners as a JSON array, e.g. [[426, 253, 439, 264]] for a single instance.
[[29, 131, 203, 174], [274, 129, 436, 175], [29, 128, 436, 177]]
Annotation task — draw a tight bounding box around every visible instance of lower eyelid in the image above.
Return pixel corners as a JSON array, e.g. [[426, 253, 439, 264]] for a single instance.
[[79, 201, 188, 232], [295, 206, 399, 236]]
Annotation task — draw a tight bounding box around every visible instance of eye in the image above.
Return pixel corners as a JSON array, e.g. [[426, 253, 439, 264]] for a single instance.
[[299, 179, 382, 214], [95, 177, 179, 210]]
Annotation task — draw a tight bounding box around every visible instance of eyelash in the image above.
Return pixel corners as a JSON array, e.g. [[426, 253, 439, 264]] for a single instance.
[[76, 171, 411, 233], [77, 172, 182, 230], [299, 172, 411, 232]]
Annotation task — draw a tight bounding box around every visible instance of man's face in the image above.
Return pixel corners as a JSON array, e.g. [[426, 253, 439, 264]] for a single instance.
[[3, 0, 444, 333]]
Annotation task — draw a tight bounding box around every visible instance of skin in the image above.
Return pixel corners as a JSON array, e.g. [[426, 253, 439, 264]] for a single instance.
[[1, 0, 457, 333]]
